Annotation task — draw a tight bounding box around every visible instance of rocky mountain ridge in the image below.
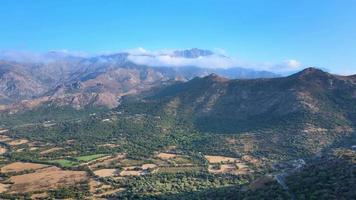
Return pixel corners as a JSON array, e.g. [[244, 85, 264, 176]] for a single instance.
[[0, 49, 279, 111]]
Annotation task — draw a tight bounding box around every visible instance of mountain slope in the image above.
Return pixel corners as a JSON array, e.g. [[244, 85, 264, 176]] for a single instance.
[[119, 68, 356, 159], [122, 68, 355, 132]]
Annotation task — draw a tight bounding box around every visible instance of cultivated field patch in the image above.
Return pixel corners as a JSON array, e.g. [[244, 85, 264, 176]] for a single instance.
[[0, 146, 7, 154], [93, 168, 118, 177], [157, 153, 178, 160], [0, 135, 11, 142], [48, 159, 79, 167], [141, 163, 157, 170], [76, 154, 107, 162], [0, 162, 49, 173], [6, 166, 87, 193], [208, 162, 250, 175], [204, 155, 239, 163], [7, 139, 29, 146], [0, 183, 11, 193]]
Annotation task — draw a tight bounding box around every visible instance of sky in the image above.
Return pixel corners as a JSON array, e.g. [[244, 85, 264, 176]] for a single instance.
[[0, 0, 356, 74]]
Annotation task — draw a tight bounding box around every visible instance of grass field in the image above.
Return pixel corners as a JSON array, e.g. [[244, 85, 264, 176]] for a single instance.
[[49, 159, 79, 167], [75, 154, 107, 162]]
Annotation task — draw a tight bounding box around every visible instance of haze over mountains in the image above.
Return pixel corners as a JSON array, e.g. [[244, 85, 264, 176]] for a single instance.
[[0, 48, 279, 111]]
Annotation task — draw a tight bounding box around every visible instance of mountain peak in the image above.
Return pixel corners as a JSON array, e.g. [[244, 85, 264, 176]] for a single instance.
[[173, 48, 214, 58], [291, 67, 331, 79], [204, 73, 229, 82]]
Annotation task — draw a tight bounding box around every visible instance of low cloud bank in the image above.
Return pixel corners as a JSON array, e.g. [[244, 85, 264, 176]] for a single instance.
[[0, 47, 304, 73], [126, 47, 303, 73]]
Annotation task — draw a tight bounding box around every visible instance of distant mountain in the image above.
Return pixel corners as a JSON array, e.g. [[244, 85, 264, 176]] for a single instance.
[[0, 48, 280, 111], [173, 48, 214, 58]]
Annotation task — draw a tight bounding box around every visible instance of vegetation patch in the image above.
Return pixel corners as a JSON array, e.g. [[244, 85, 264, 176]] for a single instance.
[[48, 159, 79, 167], [75, 154, 107, 162], [156, 166, 203, 174]]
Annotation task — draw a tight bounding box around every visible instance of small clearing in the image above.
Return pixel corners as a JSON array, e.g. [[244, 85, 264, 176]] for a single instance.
[[0, 183, 11, 193], [93, 169, 118, 177], [7, 139, 29, 146], [142, 164, 157, 170], [1, 162, 49, 173], [0, 146, 7, 154], [0, 135, 11, 142], [204, 155, 239, 163], [208, 163, 250, 174], [157, 153, 177, 160], [120, 166, 144, 176], [31, 192, 49, 199], [120, 170, 144, 176]]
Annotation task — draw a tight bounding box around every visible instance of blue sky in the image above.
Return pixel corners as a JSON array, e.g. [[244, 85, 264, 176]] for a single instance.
[[0, 0, 356, 74]]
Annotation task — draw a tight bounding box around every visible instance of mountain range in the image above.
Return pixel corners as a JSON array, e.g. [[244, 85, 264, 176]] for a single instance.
[[0, 48, 278, 112], [119, 67, 356, 159]]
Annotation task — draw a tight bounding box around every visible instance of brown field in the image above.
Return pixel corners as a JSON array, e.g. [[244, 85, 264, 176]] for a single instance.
[[208, 164, 236, 173], [120, 170, 144, 176], [29, 147, 39, 151], [31, 192, 49, 199], [40, 147, 63, 154], [0, 135, 11, 142], [1, 162, 49, 173], [7, 166, 88, 193], [157, 153, 177, 159], [89, 179, 103, 193], [0, 183, 11, 193], [204, 155, 239, 163], [15, 148, 24, 152], [0, 146, 7, 154], [120, 166, 144, 176], [93, 169, 118, 177], [141, 164, 157, 170], [7, 139, 29, 146], [208, 163, 250, 174]]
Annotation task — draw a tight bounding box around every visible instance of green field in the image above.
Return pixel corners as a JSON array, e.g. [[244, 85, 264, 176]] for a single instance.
[[49, 159, 79, 167], [75, 154, 107, 162]]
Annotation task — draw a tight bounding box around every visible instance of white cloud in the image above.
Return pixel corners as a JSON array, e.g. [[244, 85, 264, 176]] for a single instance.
[[127, 54, 237, 69], [0, 47, 305, 74], [264, 59, 303, 73], [124, 47, 303, 73]]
